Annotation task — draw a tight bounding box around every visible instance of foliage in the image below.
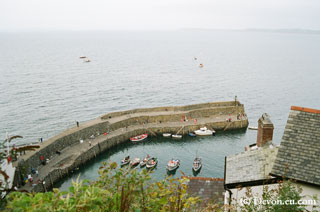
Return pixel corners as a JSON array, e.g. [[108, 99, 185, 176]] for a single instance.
[[0, 135, 23, 193], [234, 180, 319, 212], [5, 161, 200, 212], [4, 161, 320, 211]]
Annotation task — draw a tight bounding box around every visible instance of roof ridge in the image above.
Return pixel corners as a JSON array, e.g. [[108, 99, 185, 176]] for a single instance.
[[291, 106, 320, 114]]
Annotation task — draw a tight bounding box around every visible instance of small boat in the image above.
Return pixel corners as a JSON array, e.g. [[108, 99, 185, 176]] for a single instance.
[[130, 157, 140, 167], [167, 159, 180, 171], [130, 134, 148, 142], [79, 56, 87, 59], [163, 133, 172, 137], [199, 64, 203, 68], [140, 154, 151, 167], [84, 59, 91, 62], [248, 126, 258, 130], [172, 134, 182, 139], [146, 157, 158, 169], [192, 157, 202, 172], [189, 132, 196, 137], [194, 127, 215, 136], [121, 156, 130, 166]]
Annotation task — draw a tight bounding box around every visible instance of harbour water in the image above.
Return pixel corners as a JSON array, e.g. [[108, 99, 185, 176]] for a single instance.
[[1, 30, 319, 190]]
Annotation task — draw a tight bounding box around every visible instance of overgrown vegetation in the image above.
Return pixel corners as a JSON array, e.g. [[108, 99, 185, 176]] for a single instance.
[[3, 161, 319, 211], [5, 162, 200, 212]]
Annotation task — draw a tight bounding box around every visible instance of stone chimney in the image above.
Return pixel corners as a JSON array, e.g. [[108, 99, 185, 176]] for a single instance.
[[256, 113, 274, 147]]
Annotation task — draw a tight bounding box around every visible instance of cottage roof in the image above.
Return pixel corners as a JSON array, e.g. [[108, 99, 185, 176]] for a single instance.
[[184, 177, 225, 204], [225, 144, 278, 186], [271, 106, 320, 186]]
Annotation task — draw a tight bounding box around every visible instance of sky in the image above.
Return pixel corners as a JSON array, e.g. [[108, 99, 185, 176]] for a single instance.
[[1, 0, 320, 31]]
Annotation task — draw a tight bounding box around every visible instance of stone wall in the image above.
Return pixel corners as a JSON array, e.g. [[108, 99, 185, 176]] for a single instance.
[[101, 101, 241, 119], [19, 118, 248, 192], [14, 101, 248, 190]]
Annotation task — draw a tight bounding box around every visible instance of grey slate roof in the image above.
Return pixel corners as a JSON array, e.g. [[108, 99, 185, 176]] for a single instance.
[[225, 144, 278, 185], [271, 108, 320, 186], [185, 177, 225, 205]]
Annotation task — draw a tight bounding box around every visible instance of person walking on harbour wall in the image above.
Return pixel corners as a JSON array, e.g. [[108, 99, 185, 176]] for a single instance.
[[76, 121, 79, 127]]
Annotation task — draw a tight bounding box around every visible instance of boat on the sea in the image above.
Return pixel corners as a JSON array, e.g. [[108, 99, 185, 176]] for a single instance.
[[172, 134, 182, 139], [140, 154, 151, 167], [167, 159, 180, 171], [130, 157, 140, 167], [192, 157, 202, 172], [189, 132, 196, 137], [79, 56, 87, 59], [163, 133, 171, 137], [199, 64, 203, 68], [248, 126, 258, 130], [130, 134, 148, 142], [84, 59, 91, 62], [194, 127, 215, 136], [121, 156, 130, 166], [146, 157, 158, 169]]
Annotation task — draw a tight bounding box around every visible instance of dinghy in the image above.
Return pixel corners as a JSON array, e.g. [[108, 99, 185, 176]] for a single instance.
[[130, 134, 148, 142], [130, 157, 140, 167], [192, 157, 202, 172], [140, 154, 151, 167], [189, 132, 196, 137], [167, 159, 180, 171], [172, 134, 182, 139], [121, 156, 130, 166], [163, 133, 171, 137], [146, 157, 158, 169]]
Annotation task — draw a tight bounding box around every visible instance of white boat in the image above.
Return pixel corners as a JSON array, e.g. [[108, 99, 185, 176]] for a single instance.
[[248, 126, 258, 130], [172, 134, 182, 139], [140, 154, 151, 167], [121, 156, 130, 166], [192, 157, 202, 172], [194, 127, 215, 136], [146, 157, 158, 169], [163, 133, 171, 137], [167, 159, 180, 171], [130, 157, 140, 167]]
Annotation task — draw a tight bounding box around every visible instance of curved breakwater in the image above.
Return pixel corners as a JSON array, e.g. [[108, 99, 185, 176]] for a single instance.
[[13, 101, 248, 192]]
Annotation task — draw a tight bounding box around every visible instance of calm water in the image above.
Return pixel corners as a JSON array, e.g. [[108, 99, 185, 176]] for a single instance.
[[1, 30, 319, 189]]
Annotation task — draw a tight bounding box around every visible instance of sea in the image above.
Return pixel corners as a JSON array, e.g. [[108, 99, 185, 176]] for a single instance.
[[0, 30, 319, 190]]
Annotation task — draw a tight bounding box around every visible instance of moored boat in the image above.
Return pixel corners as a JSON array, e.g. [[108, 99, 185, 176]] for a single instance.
[[194, 127, 215, 136], [167, 159, 180, 171], [172, 134, 182, 139], [140, 154, 151, 167], [146, 157, 158, 169], [189, 132, 196, 137], [121, 156, 130, 166], [130, 157, 140, 167], [79, 56, 87, 59], [192, 157, 202, 172], [130, 134, 148, 142], [248, 126, 258, 130], [163, 133, 171, 137]]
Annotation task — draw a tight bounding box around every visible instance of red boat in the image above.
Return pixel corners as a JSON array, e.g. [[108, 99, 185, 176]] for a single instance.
[[130, 134, 148, 142]]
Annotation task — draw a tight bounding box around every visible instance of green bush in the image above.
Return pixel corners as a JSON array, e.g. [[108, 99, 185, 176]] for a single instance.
[[5, 162, 200, 212]]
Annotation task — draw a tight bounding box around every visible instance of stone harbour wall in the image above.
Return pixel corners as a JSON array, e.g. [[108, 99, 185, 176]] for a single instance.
[[14, 101, 248, 191]]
